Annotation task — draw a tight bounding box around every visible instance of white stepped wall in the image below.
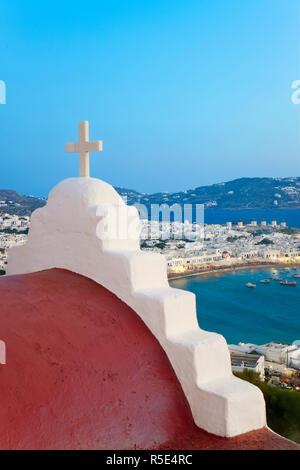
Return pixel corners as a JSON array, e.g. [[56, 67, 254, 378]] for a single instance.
[[7, 178, 266, 437]]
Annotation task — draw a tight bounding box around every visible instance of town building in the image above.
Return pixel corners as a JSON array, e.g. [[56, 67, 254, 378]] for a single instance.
[[230, 350, 265, 380]]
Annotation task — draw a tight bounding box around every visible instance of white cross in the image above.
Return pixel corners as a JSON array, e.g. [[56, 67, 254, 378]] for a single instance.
[[66, 121, 103, 177]]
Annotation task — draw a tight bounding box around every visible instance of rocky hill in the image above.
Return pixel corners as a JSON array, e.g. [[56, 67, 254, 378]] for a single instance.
[[1, 177, 300, 215], [0, 190, 46, 215], [116, 177, 300, 209]]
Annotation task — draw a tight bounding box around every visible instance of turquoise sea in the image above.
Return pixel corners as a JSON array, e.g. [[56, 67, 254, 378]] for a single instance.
[[169, 267, 300, 345], [154, 208, 300, 228], [203, 209, 300, 228]]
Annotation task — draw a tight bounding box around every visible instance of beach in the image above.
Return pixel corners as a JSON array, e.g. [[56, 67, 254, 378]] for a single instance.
[[168, 261, 300, 281]]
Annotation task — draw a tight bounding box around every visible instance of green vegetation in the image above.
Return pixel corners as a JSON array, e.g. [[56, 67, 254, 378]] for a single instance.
[[0, 270, 5, 276], [235, 370, 300, 444], [252, 230, 267, 237], [0, 248, 4, 254], [0, 228, 29, 235], [280, 228, 296, 235], [154, 240, 167, 250], [141, 239, 168, 250], [227, 236, 238, 242], [255, 238, 274, 245], [226, 235, 246, 242]]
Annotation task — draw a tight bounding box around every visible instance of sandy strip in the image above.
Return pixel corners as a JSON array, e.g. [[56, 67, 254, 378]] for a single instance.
[[168, 262, 300, 281]]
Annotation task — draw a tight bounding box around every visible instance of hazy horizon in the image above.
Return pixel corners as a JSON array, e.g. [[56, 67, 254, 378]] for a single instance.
[[1, 174, 300, 199]]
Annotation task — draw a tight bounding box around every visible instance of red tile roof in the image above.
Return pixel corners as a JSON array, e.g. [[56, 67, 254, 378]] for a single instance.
[[0, 269, 298, 450]]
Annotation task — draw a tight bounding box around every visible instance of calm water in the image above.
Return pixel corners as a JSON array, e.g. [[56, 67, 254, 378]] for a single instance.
[[204, 209, 300, 228], [151, 208, 300, 228], [170, 267, 300, 345]]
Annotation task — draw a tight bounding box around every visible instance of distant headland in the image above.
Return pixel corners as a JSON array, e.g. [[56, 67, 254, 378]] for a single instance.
[[1, 177, 300, 216]]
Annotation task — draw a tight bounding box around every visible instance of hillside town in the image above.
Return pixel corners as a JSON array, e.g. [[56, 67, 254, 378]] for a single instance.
[[0, 213, 29, 273], [1, 212, 300, 275], [229, 341, 300, 390], [1, 213, 300, 389], [140, 218, 300, 276]]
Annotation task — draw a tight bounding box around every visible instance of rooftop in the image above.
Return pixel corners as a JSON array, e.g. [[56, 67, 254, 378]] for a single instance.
[[0, 268, 298, 450]]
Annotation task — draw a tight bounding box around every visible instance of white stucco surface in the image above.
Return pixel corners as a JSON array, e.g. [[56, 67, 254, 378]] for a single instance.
[[7, 177, 266, 437]]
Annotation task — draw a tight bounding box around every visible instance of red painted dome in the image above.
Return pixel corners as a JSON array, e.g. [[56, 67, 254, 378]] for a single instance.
[[0, 269, 297, 450]]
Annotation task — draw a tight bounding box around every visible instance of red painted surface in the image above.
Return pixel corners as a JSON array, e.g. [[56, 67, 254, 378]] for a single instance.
[[0, 269, 297, 450]]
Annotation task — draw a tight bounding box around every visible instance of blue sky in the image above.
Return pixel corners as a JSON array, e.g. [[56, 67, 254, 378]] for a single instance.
[[0, 0, 299, 196]]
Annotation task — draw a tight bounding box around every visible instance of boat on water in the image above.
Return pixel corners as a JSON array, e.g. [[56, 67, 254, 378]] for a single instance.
[[293, 274, 300, 278], [260, 279, 271, 284], [246, 282, 256, 288], [280, 280, 297, 286], [272, 276, 283, 281]]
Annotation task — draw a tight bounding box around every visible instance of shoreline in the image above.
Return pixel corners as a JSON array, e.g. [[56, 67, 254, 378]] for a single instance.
[[168, 262, 300, 281]]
